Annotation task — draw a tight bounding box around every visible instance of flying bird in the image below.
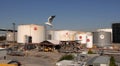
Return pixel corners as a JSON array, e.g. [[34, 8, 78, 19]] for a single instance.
[[45, 15, 56, 27]]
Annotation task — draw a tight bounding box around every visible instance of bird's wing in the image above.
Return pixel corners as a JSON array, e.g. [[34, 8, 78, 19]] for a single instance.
[[48, 15, 55, 23], [45, 22, 53, 26]]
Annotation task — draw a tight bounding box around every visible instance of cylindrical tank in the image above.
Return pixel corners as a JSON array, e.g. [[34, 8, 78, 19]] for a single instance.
[[53, 30, 76, 41], [75, 33, 87, 44], [6, 32, 17, 42], [97, 28, 112, 33], [86, 32, 93, 48], [97, 28, 112, 42], [17, 24, 45, 43], [93, 32, 111, 47], [112, 23, 120, 43]]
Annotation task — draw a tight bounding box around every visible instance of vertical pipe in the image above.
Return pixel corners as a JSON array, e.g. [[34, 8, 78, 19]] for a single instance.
[[29, 25, 31, 43], [51, 26, 54, 40], [44, 24, 47, 40], [6, 29, 8, 45]]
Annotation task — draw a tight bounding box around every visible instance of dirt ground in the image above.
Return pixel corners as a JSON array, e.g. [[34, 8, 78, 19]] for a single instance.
[[6, 50, 64, 66]]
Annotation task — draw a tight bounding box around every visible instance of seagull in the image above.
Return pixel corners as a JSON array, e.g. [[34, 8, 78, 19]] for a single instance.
[[45, 15, 55, 27]]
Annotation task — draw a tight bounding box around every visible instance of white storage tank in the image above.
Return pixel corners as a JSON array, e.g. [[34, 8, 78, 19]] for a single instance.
[[17, 24, 45, 43], [53, 30, 76, 41], [6, 32, 17, 42], [75, 33, 87, 44], [86, 32, 93, 48]]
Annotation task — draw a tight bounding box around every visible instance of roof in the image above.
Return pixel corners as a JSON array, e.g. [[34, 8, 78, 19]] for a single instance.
[[93, 56, 110, 64], [40, 41, 53, 46], [47, 40, 60, 45], [0, 29, 17, 32], [56, 60, 74, 66], [86, 56, 110, 65], [40, 40, 60, 46]]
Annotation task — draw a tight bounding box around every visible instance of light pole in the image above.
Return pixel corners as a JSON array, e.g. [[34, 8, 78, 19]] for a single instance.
[[12, 23, 15, 47]]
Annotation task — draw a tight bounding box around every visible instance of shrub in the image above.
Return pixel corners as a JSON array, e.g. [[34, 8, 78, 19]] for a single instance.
[[88, 49, 93, 54], [110, 56, 117, 66], [58, 54, 74, 61]]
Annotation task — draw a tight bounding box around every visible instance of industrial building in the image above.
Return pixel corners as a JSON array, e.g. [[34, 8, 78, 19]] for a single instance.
[[75, 32, 87, 44], [86, 32, 93, 48], [0, 29, 17, 42], [112, 23, 120, 43], [93, 32, 111, 47], [53, 30, 76, 41], [1, 23, 120, 51], [86, 56, 110, 66], [6, 32, 17, 42], [17, 24, 45, 44], [97, 28, 112, 33]]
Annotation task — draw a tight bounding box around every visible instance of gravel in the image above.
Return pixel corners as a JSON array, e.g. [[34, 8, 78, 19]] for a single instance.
[[5, 51, 63, 66]]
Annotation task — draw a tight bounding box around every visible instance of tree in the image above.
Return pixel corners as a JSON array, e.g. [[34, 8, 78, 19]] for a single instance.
[[110, 56, 117, 66]]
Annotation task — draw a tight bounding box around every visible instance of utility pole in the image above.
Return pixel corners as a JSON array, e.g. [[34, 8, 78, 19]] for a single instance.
[[12, 23, 15, 47]]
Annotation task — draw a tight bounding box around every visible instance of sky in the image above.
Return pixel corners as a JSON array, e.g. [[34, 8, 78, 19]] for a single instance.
[[0, 0, 120, 31]]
